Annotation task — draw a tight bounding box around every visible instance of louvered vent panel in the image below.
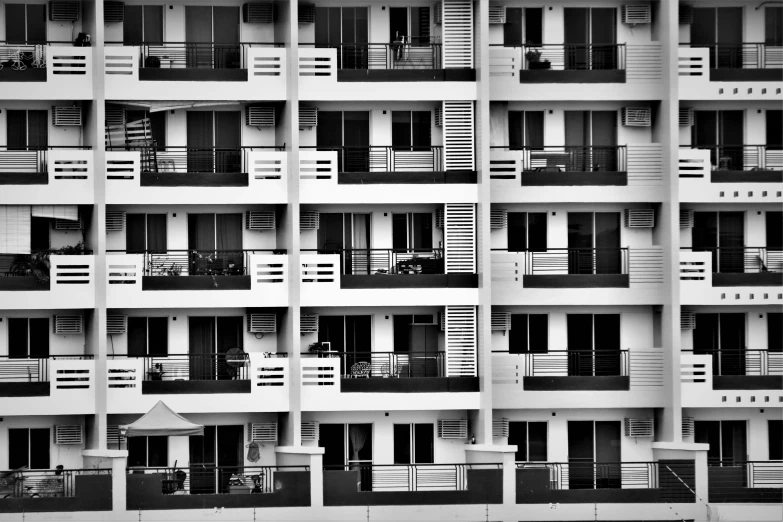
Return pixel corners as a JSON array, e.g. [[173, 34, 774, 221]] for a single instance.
[[104, 2, 125, 23], [243, 3, 275, 23], [624, 418, 654, 437], [491, 312, 511, 331], [445, 305, 477, 377], [623, 209, 655, 228], [299, 107, 318, 127], [245, 106, 276, 127], [245, 211, 276, 231], [107, 425, 123, 445], [300, 314, 319, 333], [107, 315, 128, 334], [679, 108, 695, 126], [55, 425, 83, 445], [248, 422, 278, 442], [434, 2, 442, 24], [682, 417, 695, 437], [492, 418, 509, 438], [621, 5, 651, 24], [679, 5, 694, 25], [52, 107, 83, 126], [435, 208, 444, 228], [54, 216, 83, 230], [444, 203, 476, 273], [681, 309, 696, 330], [54, 315, 83, 335], [105, 106, 126, 127], [247, 313, 277, 333], [488, 4, 506, 23], [680, 209, 694, 228], [438, 419, 467, 439], [443, 101, 474, 170], [298, 4, 315, 24], [438, 312, 445, 331], [490, 209, 507, 229], [621, 107, 652, 127], [434, 107, 443, 127], [301, 421, 320, 441], [106, 210, 126, 232], [442, 0, 473, 68], [49, 1, 80, 21], [300, 210, 320, 230]]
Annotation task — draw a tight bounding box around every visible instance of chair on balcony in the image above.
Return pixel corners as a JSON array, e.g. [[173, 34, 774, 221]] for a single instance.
[[350, 361, 371, 378]]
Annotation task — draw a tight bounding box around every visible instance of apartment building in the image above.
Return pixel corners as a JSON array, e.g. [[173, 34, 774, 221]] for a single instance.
[[0, 1, 779, 521]]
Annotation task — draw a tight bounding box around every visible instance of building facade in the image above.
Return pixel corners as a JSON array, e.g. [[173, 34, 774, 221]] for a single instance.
[[0, 0, 780, 521]]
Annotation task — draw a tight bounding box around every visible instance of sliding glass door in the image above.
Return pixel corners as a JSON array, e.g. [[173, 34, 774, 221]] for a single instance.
[[186, 111, 241, 173], [567, 212, 621, 275], [185, 6, 240, 69], [564, 8, 617, 70], [188, 316, 243, 381], [188, 213, 243, 274], [693, 212, 745, 273], [692, 7, 743, 68], [566, 314, 621, 376]]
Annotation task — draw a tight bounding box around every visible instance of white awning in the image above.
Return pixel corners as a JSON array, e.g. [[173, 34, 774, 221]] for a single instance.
[[31, 205, 79, 221], [0, 206, 31, 254]]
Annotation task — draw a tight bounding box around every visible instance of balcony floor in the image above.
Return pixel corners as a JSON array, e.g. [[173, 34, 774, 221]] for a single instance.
[[341, 377, 479, 393], [338, 171, 476, 184], [139, 68, 246, 82], [0, 382, 49, 397], [142, 380, 251, 394], [337, 69, 475, 82], [140, 172, 248, 187], [142, 275, 251, 291], [340, 274, 478, 289], [710, 69, 783, 82]]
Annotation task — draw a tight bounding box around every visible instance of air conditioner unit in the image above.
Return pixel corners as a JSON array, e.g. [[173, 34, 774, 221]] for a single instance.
[[435, 208, 444, 228], [245, 106, 276, 127], [300, 210, 320, 230], [245, 211, 276, 231], [492, 418, 509, 438], [104, 2, 125, 23], [681, 309, 696, 330], [299, 107, 318, 127], [107, 315, 128, 334], [623, 209, 655, 228], [488, 4, 507, 24], [54, 315, 83, 335], [105, 106, 126, 127], [680, 209, 694, 228], [434, 3, 442, 25], [298, 4, 315, 24], [106, 210, 126, 232], [243, 3, 275, 23], [679, 108, 695, 127], [679, 5, 694, 25], [247, 313, 277, 333], [621, 5, 651, 24], [434, 107, 443, 127], [491, 312, 511, 332], [300, 314, 319, 333], [55, 425, 83, 445], [621, 107, 652, 127], [490, 209, 508, 229], [681, 417, 695, 438], [437, 419, 468, 439], [624, 418, 654, 437], [248, 422, 278, 442], [301, 421, 320, 441], [52, 107, 83, 127], [49, 1, 80, 21], [54, 216, 83, 230]]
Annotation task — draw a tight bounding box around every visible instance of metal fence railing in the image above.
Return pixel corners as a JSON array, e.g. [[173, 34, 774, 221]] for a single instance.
[[107, 249, 285, 277], [116, 42, 282, 70], [519, 43, 626, 71], [134, 354, 249, 382], [491, 145, 627, 172], [305, 146, 444, 173], [682, 247, 783, 275], [520, 247, 629, 276], [129, 465, 308, 495], [689, 145, 783, 171], [708, 461, 783, 502], [325, 463, 499, 492], [525, 350, 630, 378], [691, 43, 783, 70], [303, 248, 445, 276], [516, 461, 656, 490], [302, 351, 446, 378], [682, 350, 783, 377], [0, 146, 92, 174], [0, 468, 111, 498], [105, 146, 283, 175]]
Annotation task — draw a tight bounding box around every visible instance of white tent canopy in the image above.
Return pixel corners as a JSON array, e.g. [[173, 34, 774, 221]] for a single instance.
[[120, 401, 204, 438]]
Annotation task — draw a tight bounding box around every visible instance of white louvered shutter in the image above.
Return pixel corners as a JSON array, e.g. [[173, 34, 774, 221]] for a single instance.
[[49, 2, 81, 21], [298, 4, 315, 24], [0, 205, 32, 254], [621, 107, 651, 127], [624, 418, 654, 437], [490, 209, 507, 229], [681, 309, 696, 330], [621, 5, 651, 24], [54, 315, 83, 334], [299, 107, 318, 127], [680, 209, 694, 228], [682, 417, 695, 437], [442, 0, 473, 68], [301, 422, 320, 441], [445, 305, 476, 377], [55, 425, 83, 445], [248, 422, 278, 442], [247, 313, 277, 333], [52, 107, 83, 126], [434, 107, 443, 127], [106, 210, 126, 232], [300, 314, 319, 333], [300, 210, 320, 230], [104, 2, 125, 23], [437, 419, 468, 439], [488, 4, 506, 24], [245, 211, 276, 231], [679, 108, 695, 126], [245, 106, 276, 127], [623, 209, 655, 228], [491, 312, 511, 331], [442, 101, 475, 171], [107, 315, 128, 334], [444, 203, 475, 274], [435, 208, 444, 228], [492, 418, 509, 437], [242, 3, 275, 23]]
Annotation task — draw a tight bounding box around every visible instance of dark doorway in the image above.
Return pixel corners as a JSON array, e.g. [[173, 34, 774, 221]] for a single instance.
[[693, 212, 745, 273], [185, 6, 239, 68], [694, 313, 746, 375], [692, 8, 744, 68], [567, 212, 621, 274], [189, 425, 243, 494], [564, 8, 617, 70], [568, 421, 621, 489], [695, 420, 747, 466], [566, 314, 621, 376], [319, 423, 346, 467]]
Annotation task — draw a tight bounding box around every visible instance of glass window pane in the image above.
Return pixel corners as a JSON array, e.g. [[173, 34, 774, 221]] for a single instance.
[[8, 429, 30, 469], [29, 428, 50, 469], [508, 422, 528, 461], [528, 422, 548, 461], [509, 314, 529, 354]]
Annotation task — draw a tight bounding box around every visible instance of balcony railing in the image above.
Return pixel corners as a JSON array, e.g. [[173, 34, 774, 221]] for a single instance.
[[306, 41, 443, 70], [691, 43, 783, 70], [682, 247, 783, 275], [517, 461, 656, 490], [0, 146, 92, 174], [103, 42, 281, 69], [107, 249, 285, 277], [302, 248, 445, 276], [302, 351, 446, 378], [707, 461, 783, 503], [508, 248, 629, 276], [325, 463, 499, 492], [519, 44, 626, 71], [0, 468, 110, 498], [134, 354, 249, 382], [523, 350, 629, 378], [105, 146, 282, 174], [688, 145, 783, 171], [303, 146, 444, 172], [0, 356, 48, 382], [131, 465, 308, 495], [491, 146, 626, 172], [683, 350, 783, 377]]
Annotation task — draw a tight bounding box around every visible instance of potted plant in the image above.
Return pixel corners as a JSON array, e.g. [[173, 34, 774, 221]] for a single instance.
[[525, 48, 551, 70], [149, 363, 164, 381], [9, 241, 86, 285]]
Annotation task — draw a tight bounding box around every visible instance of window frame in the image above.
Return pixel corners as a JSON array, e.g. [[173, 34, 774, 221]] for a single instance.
[[128, 435, 169, 468], [509, 421, 548, 462], [393, 423, 435, 464], [8, 427, 51, 470], [127, 316, 169, 356], [7, 317, 49, 358]]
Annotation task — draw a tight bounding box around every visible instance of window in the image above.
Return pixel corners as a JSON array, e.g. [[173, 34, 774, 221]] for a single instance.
[[507, 212, 547, 252], [393, 424, 434, 464], [123, 5, 164, 45], [509, 314, 548, 354], [391, 111, 431, 150], [567, 212, 621, 274], [509, 421, 547, 462], [128, 436, 168, 468], [6, 110, 48, 150], [566, 314, 622, 376], [695, 420, 747, 465], [31, 217, 50, 252], [392, 213, 433, 250], [692, 7, 744, 68], [128, 317, 169, 356], [314, 7, 369, 68], [508, 111, 544, 150], [316, 111, 371, 171], [769, 420, 783, 460], [5, 4, 46, 44], [694, 313, 746, 375], [126, 214, 167, 254], [8, 318, 49, 358], [389, 7, 430, 45], [769, 313, 782, 353], [503, 8, 542, 47], [563, 8, 617, 70], [767, 7, 783, 46], [186, 111, 242, 173], [9, 428, 50, 470], [692, 212, 745, 274]]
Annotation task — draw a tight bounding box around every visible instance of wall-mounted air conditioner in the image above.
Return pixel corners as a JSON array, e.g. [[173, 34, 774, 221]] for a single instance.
[[621, 5, 651, 24], [107, 315, 128, 334], [680, 209, 694, 228], [682, 417, 695, 438], [104, 2, 125, 23], [106, 210, 126, 232], [245, 211, 276, 231], [492, 418, 509, 437], [301, 421, 320, 441], [488, 4, 507, 24], [300, 210, 320, 230], [49, 1, 80, 21], [621, 107, 652, 127], [55, 425, 84, 445], [434, 3, 442, 25], [245, 106, 276, 127], [54, 216, 83, 230], [300, 314, 319, 333], [243, 3, 275, 23], [299, 107, 318, 128], [437, 419, 468, 439], [435, 107, 443, 127], [623, 209, 655, 228], [490, 209, 508, 229], [52, 107, 82, 127], [248, 422, 278, 442], [491, 312, 511, 332], [679, 5, 694, 25], [624, 418, 654, 437], [54, 315, 84, 334], [299, 4, 315, 24], [681, 309, 696, 330], [679, 108, 695, 127], [247, 313, 277, 333]]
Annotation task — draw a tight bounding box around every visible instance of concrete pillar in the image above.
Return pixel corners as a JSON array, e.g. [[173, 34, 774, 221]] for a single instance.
[[465, 445, 517, 507], [275, 446, 325, 508], [652, 442, 711, 521], [82, 450, 128, 513]]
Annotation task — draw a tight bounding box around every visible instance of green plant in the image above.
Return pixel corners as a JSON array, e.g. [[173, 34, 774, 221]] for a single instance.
[[9, 241, 86, 284], [525, 49, 542, 62]]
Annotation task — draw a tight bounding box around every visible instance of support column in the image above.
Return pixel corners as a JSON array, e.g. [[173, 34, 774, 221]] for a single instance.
[[652, 443, 711, 521], [465, 445, 517, 507], [275, 446, 324, 508], [82, 450, 128, 512]]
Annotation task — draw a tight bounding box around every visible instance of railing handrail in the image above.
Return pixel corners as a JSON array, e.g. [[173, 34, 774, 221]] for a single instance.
[[301, 145, 443, 150], [323, 462, 499, 469], [106, 145, 284, 151], [0, 40, 74, 45], [107, 248, 287, 254], [0, 355, 93, 359], [132, 465, 308, 471], [107, 41, 284, 46], [0, 145, 92, 150], [301, 247, 442, 253], [492, 247, 630, 252], [490, 145, 627, 149]]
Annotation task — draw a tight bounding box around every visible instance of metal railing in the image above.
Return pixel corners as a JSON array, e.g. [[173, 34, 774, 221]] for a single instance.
[[0, 146, 91, 174], [137, 354, 249, 382], [302, 351, 446, 378], [105, 146, 283, 174], [707, 461, 783, 500], [491, 145, 627, 172], [324, 463, 499, 492], [688, 144, 783, 171], [129, 465, 308, 495], [302, 248, 445, 276], [517, 247, 629, 276], [518, 44, 626, 71], [525, 350, 629, 378], [0, 468, 111, 498], [682, 247, 783, 274], [119, 42, 282, 69], [0, 357, 48, 382], [516, 461, 656, 490], [0, 43, 48, 70], [309, 41, 443, 70], [690, 43, 783, 69], [305, 146, 444, 172], [107, 249, 285, 277], [682, 350, 783, 377]]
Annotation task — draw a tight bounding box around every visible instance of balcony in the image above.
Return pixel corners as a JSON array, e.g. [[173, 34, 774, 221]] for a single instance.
[[707, 461, 783, 504], [126, 465, 309, 510], [0, 356, 96, 416], [107, 354, 288, 414], [516, 461, 695, 504], [323, 463, 501, 506], [0, 44, 93, 99], [0, 254, 96, 309], [106, 250, 288, 308], [105, 147, 287, 204], [0, 468, 112, 514], [678, 46, 783, 99], [0, 147, 94, 204], [104, 43, 285, 100]]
